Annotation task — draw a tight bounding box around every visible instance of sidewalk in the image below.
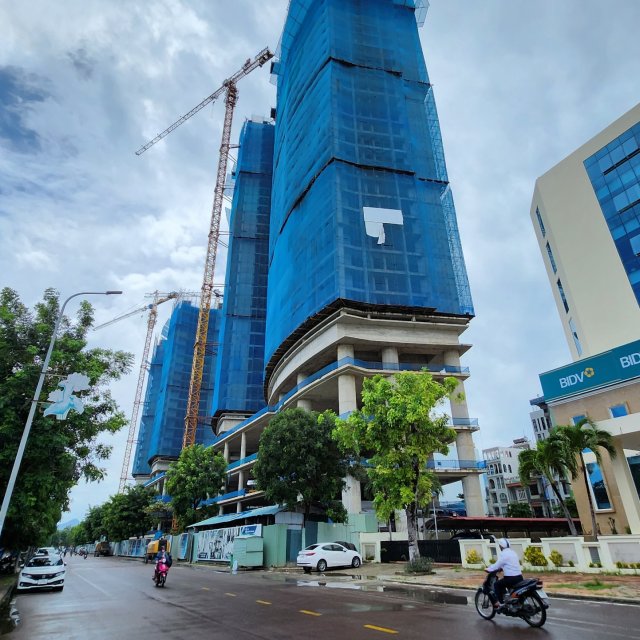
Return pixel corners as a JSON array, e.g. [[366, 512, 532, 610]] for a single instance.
[[314, 562, 640, 604]]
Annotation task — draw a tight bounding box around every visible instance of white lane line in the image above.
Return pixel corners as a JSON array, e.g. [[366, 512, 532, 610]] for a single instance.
[[72, 570, 112, 597]]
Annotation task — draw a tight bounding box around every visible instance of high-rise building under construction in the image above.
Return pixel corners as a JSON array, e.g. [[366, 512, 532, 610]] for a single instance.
[[212, 0, 485, 517]]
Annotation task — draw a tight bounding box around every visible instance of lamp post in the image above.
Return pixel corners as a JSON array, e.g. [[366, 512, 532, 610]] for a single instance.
[[0, 290, 123, 540]]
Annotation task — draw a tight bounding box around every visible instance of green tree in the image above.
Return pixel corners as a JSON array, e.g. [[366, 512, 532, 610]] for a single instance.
[[69, 522, 90, 547], [552, 496, 578, 518], [82, 504, 108, 543], [254, 408, 349, 524], [555, 419, 617, 540], [101, 485, 155, 541], [165, 444, 227, 531], [518, 435, 578, 535], [505, 502, 533, 518], [0, 288, 133, 548], [333, 371, 458, 562]]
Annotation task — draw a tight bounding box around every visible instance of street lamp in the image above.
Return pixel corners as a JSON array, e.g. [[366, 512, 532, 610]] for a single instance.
[[0, 290, 123, 540]]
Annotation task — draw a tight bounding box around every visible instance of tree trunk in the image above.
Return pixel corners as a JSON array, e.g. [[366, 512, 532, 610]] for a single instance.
[[547, 478, 577, 536], [406, 502, 420, 562], [580, 457, 599, 541]]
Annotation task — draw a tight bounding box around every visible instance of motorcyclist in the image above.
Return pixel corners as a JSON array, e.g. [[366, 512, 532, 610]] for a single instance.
[[485, 538, 523, 608], [153, 547, 172, 582]]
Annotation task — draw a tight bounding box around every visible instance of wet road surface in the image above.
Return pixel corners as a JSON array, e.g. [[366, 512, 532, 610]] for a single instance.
[[8, 556, 640, 639]]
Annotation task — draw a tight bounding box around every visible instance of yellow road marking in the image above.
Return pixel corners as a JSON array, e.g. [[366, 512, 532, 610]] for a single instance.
[[256, 600, 272, 605], [202, 587, 210, 591], [225, 592, 237, 597], [300, 610, 322, 617], [364, 625, 398, 635]]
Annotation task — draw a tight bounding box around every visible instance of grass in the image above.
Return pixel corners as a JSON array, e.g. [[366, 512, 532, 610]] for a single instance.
[[555, 578, 616, 591]]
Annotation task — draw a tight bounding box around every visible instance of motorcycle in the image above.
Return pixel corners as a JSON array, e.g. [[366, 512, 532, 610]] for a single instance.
[[154, 559, 169, 588], [78, 548, 88, 559], [475, 570, 549, 628]]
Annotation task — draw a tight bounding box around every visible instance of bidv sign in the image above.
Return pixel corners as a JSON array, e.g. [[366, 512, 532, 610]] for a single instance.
[[559, 367, 595, 389], [620, 350, 640, 369]]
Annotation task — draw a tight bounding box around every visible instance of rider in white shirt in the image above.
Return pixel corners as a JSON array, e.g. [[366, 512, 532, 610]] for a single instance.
[[485, 538, 523, 607]]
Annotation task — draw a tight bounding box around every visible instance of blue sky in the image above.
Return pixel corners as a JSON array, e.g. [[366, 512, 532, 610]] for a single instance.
[[2, 0, 640, 521]]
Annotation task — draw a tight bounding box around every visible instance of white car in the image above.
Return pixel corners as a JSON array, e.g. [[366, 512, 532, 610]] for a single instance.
[[297, 542, 362, 573], [18, 554, 66, 592]]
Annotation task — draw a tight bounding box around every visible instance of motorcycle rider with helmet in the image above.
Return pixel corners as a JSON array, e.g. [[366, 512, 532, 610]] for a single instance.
[[485, 538, 523, 608]]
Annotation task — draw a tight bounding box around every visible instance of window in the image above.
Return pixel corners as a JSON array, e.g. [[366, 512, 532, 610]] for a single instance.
[[572, 414, 586, 425], [546, 242, 558, 273], [568, 317, 583, 356], [584, 454, 612, 510], [610, 403, 628, 418], [557, 279, 569, 312], [536, 207, 546, 237]]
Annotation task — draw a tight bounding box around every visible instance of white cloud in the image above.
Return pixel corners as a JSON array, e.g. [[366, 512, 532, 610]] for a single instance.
[[1, 0, 638, 520]]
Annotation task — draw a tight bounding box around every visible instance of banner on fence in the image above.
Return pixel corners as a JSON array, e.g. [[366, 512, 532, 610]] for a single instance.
[[196, 525, 262, 562], [178, 533, 189, 560]]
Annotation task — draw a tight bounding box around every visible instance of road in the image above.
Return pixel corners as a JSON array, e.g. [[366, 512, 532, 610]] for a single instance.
[[9, 555, 640, 639]]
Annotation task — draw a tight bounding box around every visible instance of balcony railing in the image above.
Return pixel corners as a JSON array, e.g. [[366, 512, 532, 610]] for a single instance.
[[427, 459, 486, 470], [213, 357, 471, 445], [227, 453, 258, 471]]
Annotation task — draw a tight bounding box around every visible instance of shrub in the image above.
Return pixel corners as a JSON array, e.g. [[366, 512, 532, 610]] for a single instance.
[[405, 557, 434, 574], [616, 561, 629, 569], [588, 562, 602, 568], [568, 560, 575, 567], [465, 549, 482, 565], [549, 550, 564, 567], [523, 546, 548, 567]]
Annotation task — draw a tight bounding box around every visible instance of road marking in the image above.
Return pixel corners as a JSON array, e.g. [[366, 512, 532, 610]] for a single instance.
[[225, 592, 237, 597], [202, 587, 210, 591], [300, 610, 322, 616], [73, 570, 111, 597], [364, 625, 398, 635], [256, 600, 272, 605]]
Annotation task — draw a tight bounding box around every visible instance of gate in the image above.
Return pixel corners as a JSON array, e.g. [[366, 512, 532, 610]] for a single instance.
[[380, 540, 461, 563]]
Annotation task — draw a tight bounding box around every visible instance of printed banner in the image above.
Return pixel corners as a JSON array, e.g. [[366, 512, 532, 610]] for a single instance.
[[196, 524, 262, 562]]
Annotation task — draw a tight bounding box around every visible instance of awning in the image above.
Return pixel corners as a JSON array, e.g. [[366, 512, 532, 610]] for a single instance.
[[187, 504, 283, 529]]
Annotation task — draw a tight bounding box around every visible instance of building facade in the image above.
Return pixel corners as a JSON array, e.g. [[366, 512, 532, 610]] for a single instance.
[[210, 0, 484, 518], [531, 103, 640, 534], [132, 300, 221, 490]]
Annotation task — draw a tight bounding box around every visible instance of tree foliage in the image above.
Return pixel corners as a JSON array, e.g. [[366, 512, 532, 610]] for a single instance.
[[101, 485, 155, 541], [165, 444, 227, 531], [554, 419, 616, 540], [505, 502, 533, 518], [518, 433, 578, 535], [333, 371, 458, 562], [253, 408, 349, 523], [0, 288, 133, 548]]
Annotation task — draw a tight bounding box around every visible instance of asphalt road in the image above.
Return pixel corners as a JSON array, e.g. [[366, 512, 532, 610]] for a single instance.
[[9, 555, 640, 639]]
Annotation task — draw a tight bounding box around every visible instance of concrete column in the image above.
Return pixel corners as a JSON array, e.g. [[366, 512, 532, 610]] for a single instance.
[[236, 502, 243, 513], [223, 442, 229, 463], [609, 442, 640, 534], [240, 433, 246, 460], [296, 372, 312, 410], [238, 469, 245, 491], [382, 346, 399, 369], [444, 349, 484, 516], [338, 343, 361, 513]]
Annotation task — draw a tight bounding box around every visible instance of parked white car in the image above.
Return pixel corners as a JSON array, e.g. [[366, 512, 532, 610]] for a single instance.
[[18, 554, 66, 592], [297, 542, 362, 573]]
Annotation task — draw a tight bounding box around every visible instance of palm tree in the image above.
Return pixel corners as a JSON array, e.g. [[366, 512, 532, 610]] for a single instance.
[[554, 418, 617, 541], [518, 437, 578, 536]]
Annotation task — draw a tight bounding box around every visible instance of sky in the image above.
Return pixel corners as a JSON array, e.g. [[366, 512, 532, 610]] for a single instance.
[[2, 0, 639, 524]]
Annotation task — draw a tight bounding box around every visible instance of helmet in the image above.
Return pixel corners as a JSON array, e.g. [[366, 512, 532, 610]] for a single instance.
[[497, 538, 510, 549]]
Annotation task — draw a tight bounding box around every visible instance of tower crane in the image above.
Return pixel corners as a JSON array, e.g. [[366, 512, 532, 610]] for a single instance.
[[95, 291, 183, 492], [135, 47, 274, 450]]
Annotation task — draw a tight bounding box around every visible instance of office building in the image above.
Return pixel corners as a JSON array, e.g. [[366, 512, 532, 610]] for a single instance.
[[532, 103, 640, 534]]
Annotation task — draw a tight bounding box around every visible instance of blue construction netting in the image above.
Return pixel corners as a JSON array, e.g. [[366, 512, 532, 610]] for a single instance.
[[265, 0, 474, 366], [132, 301, 221, 476], [212, 120, 274, 416]]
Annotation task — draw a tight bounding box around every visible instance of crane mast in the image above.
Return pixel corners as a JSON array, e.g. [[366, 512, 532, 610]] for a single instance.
[[135, 47, 274, 451]]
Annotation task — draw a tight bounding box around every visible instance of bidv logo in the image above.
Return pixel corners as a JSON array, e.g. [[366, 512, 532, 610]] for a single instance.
[[620, 351, 640, 368], [559, 367, 595, 389]]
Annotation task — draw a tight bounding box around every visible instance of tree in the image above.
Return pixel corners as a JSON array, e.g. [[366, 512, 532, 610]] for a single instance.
[[552, 496, 578, 519], [82, 504, 108, 543], [333, 371, 458, 562], [101, 485, 155, 541], [253, 408, 349, 524], [555, 419, 617, 540], [505, 502, 533, 518], [0, 288, 133, 548], [518, 435, 578, 535], [165, 444, 227, 531]]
